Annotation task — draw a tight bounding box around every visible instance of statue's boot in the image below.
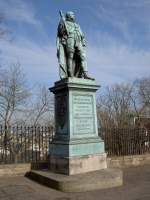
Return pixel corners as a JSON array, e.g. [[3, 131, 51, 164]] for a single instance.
[[83, 71, 95, 80]]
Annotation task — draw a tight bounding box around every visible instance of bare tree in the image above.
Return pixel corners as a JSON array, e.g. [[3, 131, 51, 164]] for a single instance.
[[138, 77, 150, 116], [23, 85, 54, 126], [97, 83, 137, 128], [0, 63, 31, 162], [0, 63, 31, 127]]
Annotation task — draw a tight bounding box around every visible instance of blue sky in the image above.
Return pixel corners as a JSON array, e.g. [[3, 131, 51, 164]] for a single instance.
[[0, 0, 150, 88]]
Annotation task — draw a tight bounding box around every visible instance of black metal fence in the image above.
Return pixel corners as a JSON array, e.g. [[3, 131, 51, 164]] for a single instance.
[[0, 126, 150, 164], [0, 126, 54, 164], [99, 128, 150, 156]]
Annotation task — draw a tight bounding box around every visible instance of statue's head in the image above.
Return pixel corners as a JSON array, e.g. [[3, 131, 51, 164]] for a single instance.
[[66, 11, 75, 22]]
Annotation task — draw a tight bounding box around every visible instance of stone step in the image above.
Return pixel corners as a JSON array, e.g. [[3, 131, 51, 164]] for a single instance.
[[26, 168, 123, 192]]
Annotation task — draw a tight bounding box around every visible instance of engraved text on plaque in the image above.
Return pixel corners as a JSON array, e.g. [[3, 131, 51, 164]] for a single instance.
[[72, 94, 95, 135]]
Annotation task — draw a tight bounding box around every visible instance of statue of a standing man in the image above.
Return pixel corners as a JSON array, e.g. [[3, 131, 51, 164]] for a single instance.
[[56, 11, 93, 80]]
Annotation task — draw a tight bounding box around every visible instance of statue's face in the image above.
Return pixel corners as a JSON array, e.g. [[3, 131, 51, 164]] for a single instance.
[[66, 12, 75, 21]]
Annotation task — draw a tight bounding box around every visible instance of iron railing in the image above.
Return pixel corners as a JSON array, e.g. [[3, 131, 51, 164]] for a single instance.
[[99, 128, 150, 156], [0, 126, 150, 164], [0, 126, 54, 164]]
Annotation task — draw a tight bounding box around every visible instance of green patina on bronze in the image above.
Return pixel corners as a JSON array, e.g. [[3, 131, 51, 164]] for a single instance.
[[57, 11, 93, 80]]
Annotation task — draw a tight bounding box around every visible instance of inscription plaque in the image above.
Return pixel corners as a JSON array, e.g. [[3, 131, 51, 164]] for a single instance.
[[72, 94, 95, 135]]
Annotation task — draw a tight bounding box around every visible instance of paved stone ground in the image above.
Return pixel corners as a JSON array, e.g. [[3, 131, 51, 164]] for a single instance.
[[0, 165, 150, 200]]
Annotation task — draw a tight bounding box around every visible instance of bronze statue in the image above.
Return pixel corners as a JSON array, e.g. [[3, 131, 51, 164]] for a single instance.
[[56, 11, 93, 80]]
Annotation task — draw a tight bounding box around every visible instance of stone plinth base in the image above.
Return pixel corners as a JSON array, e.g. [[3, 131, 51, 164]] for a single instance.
[[26, 168, 123, 192], [50, 153, 107, 175]]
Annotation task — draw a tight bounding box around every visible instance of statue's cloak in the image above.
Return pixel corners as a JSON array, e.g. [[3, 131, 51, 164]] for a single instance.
[[56, 37, 67, 79], [57, 37, 82, 79]]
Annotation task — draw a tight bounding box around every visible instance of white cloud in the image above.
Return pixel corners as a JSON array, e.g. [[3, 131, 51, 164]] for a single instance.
[[0, 0, 40, 26], [87, 41, 150, 86], [0, 0, 57, 85], [0, 38, 58, 85], [90, 0, 150, 43]]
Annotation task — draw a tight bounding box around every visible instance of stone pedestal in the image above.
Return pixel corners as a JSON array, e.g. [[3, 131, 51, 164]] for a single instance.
[[26, 78, 122, 192], [49, 78, 107, 175]]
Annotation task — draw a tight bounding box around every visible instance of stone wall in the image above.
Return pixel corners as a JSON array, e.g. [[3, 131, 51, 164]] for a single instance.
[[31, 161, 49, 170], [0, 154, 150, 177], [107, 154, 150, 168], [0, 164, 31, 177]]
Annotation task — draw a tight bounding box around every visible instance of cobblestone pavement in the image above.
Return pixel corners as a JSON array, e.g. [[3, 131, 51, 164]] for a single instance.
[[0, 165, 150, 200]]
